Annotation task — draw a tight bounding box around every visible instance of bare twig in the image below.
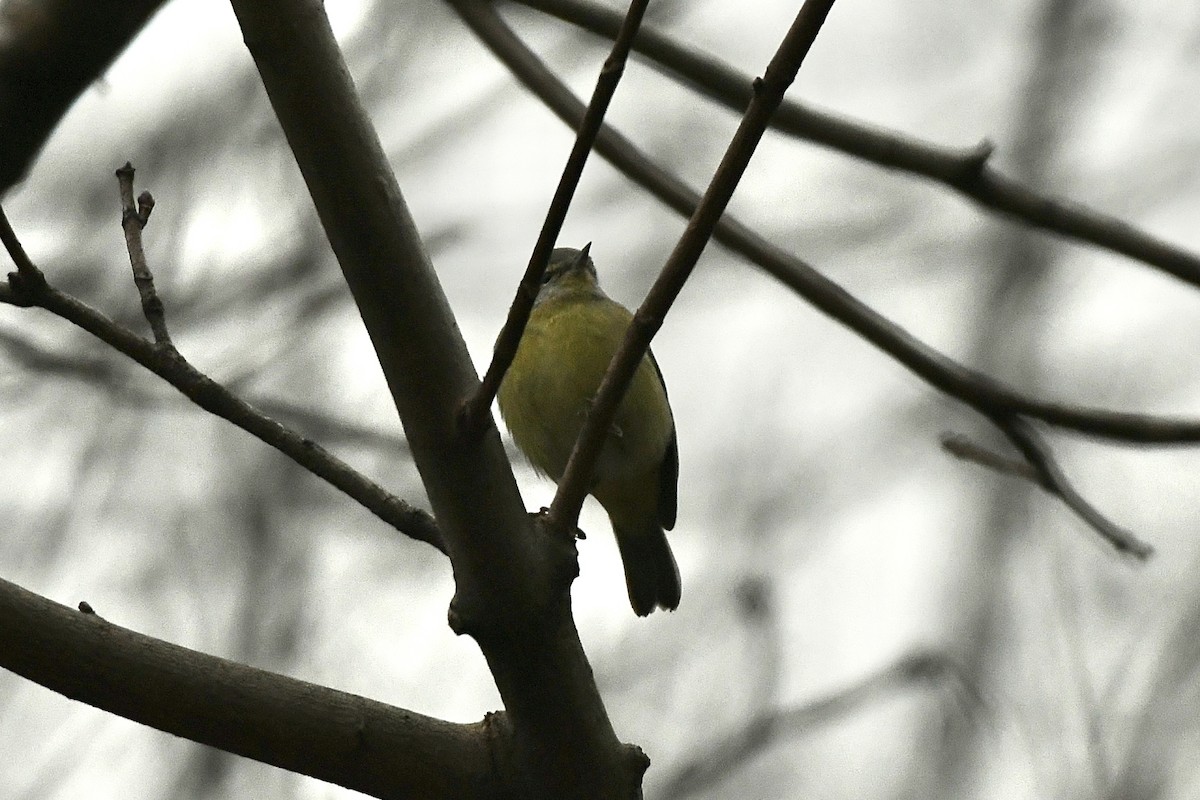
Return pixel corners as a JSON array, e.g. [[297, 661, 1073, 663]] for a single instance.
[[462, 0, 651, 436], [547, 0, 838, 532], [0, 207, 443, 553], [995, 417, 1153, 558], [115, 162, 173, 347], [511, 0, 1200, 291], [941, 433, 1040, 482], [942, 424, 1153, 558]]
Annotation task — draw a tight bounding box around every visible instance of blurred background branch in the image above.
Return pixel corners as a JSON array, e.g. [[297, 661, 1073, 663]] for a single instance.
[[0, 0, 168, 192]]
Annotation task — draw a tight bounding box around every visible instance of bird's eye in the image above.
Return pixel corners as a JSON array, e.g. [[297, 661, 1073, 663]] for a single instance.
[[540, 268, 555, 285]]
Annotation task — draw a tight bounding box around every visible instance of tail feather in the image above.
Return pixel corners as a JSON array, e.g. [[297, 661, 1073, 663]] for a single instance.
[[614, 524, 681, 616]]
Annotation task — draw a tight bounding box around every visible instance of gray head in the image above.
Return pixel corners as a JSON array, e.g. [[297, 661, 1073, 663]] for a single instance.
[[535, 243, 602, 303], [544, 244, 595, 283]]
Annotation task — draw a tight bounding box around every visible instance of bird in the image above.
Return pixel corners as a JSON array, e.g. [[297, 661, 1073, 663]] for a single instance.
[[497, 244, 681, 616]]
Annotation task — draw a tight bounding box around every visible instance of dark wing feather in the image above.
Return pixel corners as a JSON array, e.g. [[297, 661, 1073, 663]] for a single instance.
[[648, 349, 677, 530]]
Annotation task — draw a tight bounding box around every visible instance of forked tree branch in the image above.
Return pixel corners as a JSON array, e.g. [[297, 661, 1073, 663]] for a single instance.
[[115, 162, 171, 346], [0, 204, 444, 553], [229, 0, 647, 797]]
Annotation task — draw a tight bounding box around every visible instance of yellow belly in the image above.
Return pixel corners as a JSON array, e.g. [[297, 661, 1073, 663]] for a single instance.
[[497, 295, 673, 485]]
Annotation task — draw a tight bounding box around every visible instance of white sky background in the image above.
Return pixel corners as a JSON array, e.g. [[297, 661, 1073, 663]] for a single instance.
[[2, 0, 1200, 798]]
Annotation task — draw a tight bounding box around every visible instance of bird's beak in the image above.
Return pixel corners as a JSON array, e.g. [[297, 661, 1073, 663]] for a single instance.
[[576, 242, 592, 268]]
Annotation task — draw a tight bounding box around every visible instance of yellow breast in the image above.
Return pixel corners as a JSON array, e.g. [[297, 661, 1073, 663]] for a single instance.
[[498, 293, 673, 485]]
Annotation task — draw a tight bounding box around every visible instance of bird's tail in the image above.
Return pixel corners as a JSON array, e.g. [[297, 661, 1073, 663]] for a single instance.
[[613, 522, 681, 616]]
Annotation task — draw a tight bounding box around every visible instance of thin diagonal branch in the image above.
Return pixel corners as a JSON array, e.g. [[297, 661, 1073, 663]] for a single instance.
[[462, 0, 651, 435], [996, 418, 1152, 557], [0, 201, 46, 295], [941, 428, 1152, 558], [511, 0, 1200, 291], [547, 0, 838, 532], [0, 207, 443, 553], [451, 0, 1200, 446], [0, 325, 413, 453]]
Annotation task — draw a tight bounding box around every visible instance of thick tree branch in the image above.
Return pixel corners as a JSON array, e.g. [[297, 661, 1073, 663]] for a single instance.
[[0, 577, 502, 800], [229, 0, 544, 623], [510, 0, 1200, 291], [229, 1, 642, 797]]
